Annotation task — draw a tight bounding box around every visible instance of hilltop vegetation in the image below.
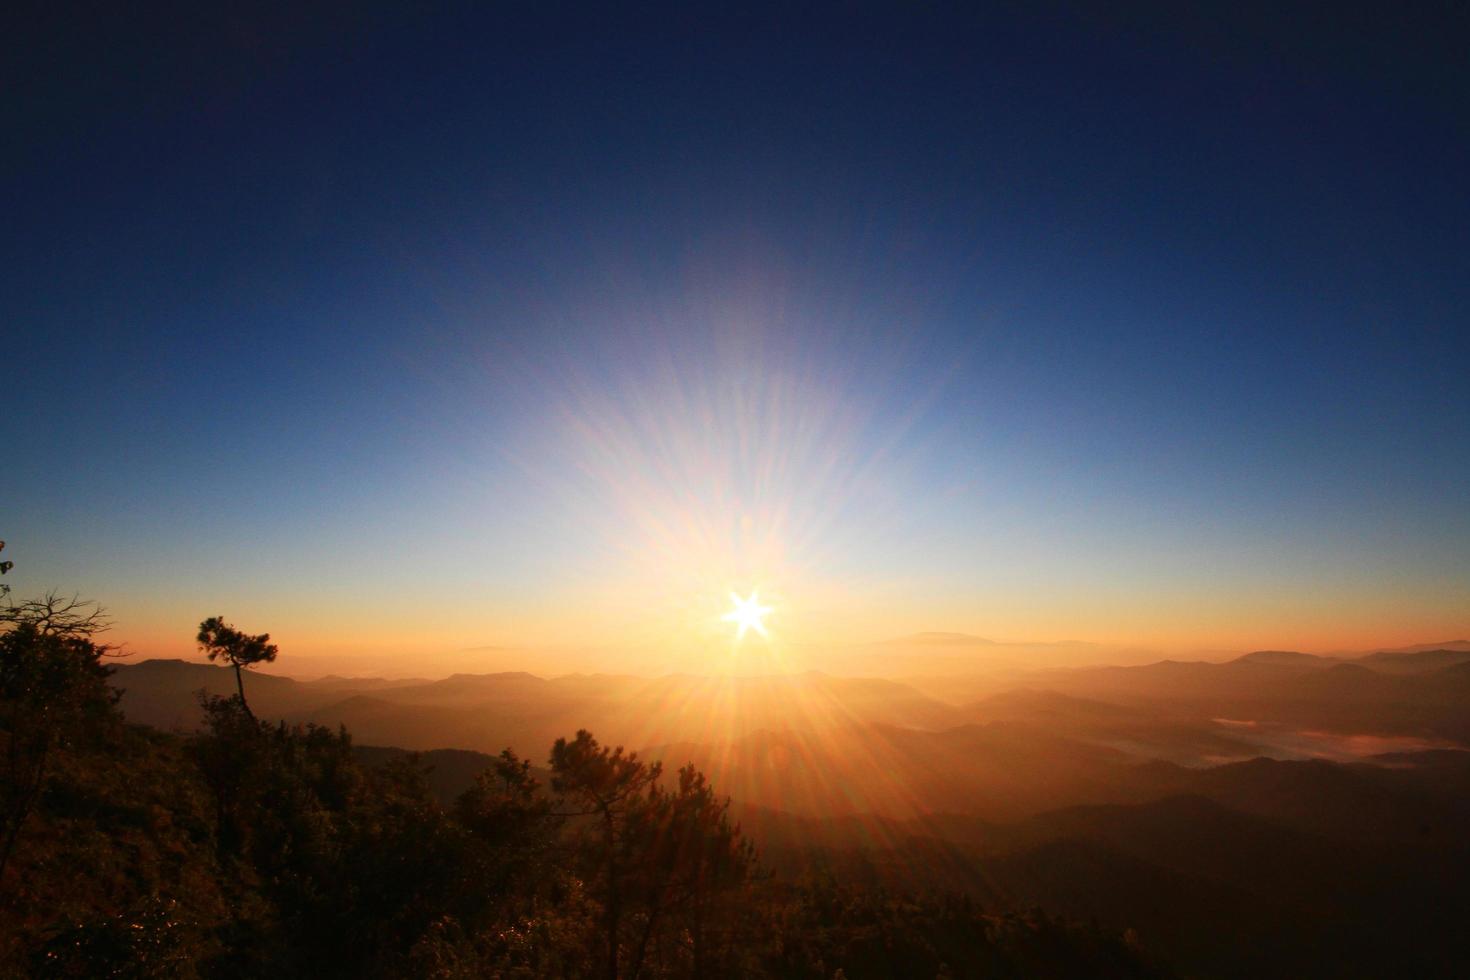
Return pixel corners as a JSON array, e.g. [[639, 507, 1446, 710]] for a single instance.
[[7, 599, 1470, 977], [1, 603, 1163, 979]]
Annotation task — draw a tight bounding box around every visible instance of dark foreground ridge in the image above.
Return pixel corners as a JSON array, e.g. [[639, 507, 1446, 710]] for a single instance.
[[7, 615, 1470, 977], [2, 617, 1163, 979]]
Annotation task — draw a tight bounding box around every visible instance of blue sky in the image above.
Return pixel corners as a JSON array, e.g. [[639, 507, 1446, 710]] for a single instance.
[[6, 3, 1468, 661]]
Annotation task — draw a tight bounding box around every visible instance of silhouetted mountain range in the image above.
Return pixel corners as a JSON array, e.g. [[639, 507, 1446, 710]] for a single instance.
[[95, 651, 1470, 979], [112, 648, 1470, 758]]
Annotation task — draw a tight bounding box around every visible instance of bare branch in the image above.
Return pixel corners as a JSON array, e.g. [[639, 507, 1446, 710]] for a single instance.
[[1, 590, 113, 641]]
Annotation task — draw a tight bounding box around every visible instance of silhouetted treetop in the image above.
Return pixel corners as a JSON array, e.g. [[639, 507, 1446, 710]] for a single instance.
[[196, 615, 278, 717], [1, 590, 112, 642]]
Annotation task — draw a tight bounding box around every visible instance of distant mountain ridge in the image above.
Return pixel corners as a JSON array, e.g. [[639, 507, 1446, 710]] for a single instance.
[[111, 649, 1470, 756], [108, 659, 968, 752], [95, 651, 1470, 980], [1232, 650, 1325, 666], [1231, 647, 1470, 671], [1374, 639, 1470, 654]]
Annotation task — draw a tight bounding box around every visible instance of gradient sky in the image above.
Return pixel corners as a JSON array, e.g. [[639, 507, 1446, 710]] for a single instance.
[[7, 3, 1469, 667]]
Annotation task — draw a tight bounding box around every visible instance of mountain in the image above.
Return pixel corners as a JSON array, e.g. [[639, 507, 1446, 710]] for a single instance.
[[1231, 650, 1330, 667], [95, 654, 1470, 980], [108, 660, 968, 755], [974, 835, 1278, 980], [977, 795, 1469, 979], [1166, 752, 1470, 843], [1015, 655, 1470, 742], [352, 745, 520, 805], [958, 689, 1262, 765], [109, 659, 335, 729], [305, 674, 433, 690], [354, 670, 557, 706], [1435, 660, 1470, 680], [965, 688, 1143, 720], [111, 658, 1470, 806], [796, 634, 1167, 682], [741, 781, 1470, 980], [1358, 648, 1470, 673], [644, 720, 1154, 822], [1373, 639, 1470, 654]]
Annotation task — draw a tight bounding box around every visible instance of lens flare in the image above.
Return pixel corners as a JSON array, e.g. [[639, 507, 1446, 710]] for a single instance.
[[723, 590, 772, 640]]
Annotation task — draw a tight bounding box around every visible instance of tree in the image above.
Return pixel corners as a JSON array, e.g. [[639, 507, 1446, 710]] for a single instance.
[[458, 748, 560, 864], [196, 615, 278, 718], [0, 538, 12, 599], [190, 692, 270, 859], [0, 604, 119, 882], [0, 542, 120, 884], [1, 589, 112, 639], [624, 764, 756, 977], [551, 729, 662, 980]]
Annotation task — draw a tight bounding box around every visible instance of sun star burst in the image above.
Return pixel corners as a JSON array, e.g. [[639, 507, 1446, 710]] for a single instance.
[[722, 590, 772, 640]]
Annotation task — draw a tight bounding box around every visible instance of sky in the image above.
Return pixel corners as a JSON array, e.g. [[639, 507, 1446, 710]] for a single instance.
[[6, 3, 1469, 670]]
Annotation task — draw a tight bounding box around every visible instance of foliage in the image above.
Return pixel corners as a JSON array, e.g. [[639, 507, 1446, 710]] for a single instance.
[[0, 610, 1168, 978], [547, 731, 760, 978], [195, 618, 277, 717], [757, 879, 1167, 979], [0, 709, 1169, 978], [0, 596, 120, 883]]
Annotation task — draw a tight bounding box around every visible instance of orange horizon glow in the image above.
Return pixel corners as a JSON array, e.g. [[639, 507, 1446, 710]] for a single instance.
[[100, 596, 1470, 681]]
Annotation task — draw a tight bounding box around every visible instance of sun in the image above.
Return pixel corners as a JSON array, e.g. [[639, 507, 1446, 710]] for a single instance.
[[722, 590, 772, 641]]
